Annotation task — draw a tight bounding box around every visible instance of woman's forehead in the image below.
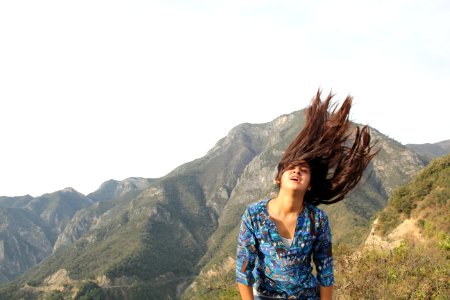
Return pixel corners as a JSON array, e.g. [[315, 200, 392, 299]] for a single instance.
[[286, 160, 310, 168]]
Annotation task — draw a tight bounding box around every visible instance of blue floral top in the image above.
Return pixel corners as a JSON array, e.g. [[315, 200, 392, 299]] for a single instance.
[[236, 198, 334, 299]]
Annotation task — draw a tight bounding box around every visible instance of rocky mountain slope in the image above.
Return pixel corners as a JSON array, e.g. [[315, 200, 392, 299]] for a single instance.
[[0, 109, 433, 299], [0, 178, 153, 286], [0, 189, 92, 285]]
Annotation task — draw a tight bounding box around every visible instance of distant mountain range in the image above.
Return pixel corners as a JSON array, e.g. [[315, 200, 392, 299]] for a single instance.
[[0, 178, 154, 287], [0, 108, 447, 299], [406, 139, 450, 162]]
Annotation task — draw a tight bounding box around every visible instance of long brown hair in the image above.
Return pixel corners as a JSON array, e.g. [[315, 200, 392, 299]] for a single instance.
[[276, 90, 379, 205]]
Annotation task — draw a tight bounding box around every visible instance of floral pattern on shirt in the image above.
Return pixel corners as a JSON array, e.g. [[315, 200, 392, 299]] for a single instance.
[[236, 198, 334, 299]]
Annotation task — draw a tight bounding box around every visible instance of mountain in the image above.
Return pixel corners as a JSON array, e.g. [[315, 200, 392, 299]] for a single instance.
[[0, 207, 52, 286], [0, 178, 154, 287], [0, 110, 427, 300], [87, 177, 155, 202], [0, 189, 92, 285], [406, 139, 450, 162], [51, 178, 157, 252]]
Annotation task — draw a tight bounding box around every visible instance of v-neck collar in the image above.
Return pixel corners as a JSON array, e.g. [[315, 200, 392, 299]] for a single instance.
[[262, 198, 309, 251]]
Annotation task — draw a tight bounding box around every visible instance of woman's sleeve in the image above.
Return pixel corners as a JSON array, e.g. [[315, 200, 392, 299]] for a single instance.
[[312, 212, 334, 287], [236, 208, 258, 286]]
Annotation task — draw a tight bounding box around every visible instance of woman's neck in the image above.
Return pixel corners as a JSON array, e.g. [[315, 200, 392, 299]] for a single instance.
[[271, 189, 304, 215]]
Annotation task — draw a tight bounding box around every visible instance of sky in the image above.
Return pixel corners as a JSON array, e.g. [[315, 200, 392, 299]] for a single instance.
[[0, 0, 449, 197]]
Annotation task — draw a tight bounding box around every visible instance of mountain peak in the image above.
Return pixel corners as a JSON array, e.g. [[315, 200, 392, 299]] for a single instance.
[[61, 187, 78, 194]]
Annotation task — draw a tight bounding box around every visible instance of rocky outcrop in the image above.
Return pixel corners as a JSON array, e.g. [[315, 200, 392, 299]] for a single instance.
[[364, 217, 423, 251], [370, 129, 425, 194]]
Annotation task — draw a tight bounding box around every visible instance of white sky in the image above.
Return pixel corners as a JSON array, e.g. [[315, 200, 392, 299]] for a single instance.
[[0, 0, 449, 197]]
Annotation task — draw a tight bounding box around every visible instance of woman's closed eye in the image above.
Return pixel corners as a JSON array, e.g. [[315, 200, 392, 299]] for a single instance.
[[300, 167, 310, 173]]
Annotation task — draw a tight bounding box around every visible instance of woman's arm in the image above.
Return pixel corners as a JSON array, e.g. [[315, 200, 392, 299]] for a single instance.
[[320, 285, 333, 300], [237, 282, 254, 300], [236, 208, 258, 299], [312, 211, 335, 293]]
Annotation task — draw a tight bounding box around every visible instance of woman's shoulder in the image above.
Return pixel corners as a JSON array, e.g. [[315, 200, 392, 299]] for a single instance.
[[243, 198, 270, 218], [305, 203, 329, 221]]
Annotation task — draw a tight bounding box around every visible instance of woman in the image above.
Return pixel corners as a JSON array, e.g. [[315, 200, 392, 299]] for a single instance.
[[236, 91, 378, 300]]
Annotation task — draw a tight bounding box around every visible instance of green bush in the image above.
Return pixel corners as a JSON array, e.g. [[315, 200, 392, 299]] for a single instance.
[[74, 282, 105, 300], [391, 186, 415, 216], [45, 291, 64, 300], [376, 207, 402, 236], [438, 234, 450, 251]]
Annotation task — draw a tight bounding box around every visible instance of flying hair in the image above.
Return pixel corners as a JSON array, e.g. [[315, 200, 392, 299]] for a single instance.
[[276, 90, 379, 205]]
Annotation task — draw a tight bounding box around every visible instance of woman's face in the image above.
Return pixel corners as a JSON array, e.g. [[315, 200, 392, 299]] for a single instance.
[[277, 162, 311, 192]]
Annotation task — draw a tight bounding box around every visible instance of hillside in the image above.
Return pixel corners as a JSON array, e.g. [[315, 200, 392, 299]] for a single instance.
[[0, 109, 427, 300], [335, 154, 449, 298]]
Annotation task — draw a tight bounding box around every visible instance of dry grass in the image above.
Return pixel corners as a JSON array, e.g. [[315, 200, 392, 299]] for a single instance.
[[334, 238, 449, 300]]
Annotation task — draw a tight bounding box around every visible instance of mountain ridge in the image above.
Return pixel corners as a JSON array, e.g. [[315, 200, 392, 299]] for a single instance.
[[406, 139, 450, 162]]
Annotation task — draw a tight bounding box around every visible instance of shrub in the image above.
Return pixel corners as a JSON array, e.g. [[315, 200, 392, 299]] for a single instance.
[[74, 282, 105, 300]]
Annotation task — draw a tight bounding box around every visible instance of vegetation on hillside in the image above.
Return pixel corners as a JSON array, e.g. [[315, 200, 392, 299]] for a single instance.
[[376, 154, 449, 236], [336, 154, 448, 299], [335, 238, 449, 299]]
